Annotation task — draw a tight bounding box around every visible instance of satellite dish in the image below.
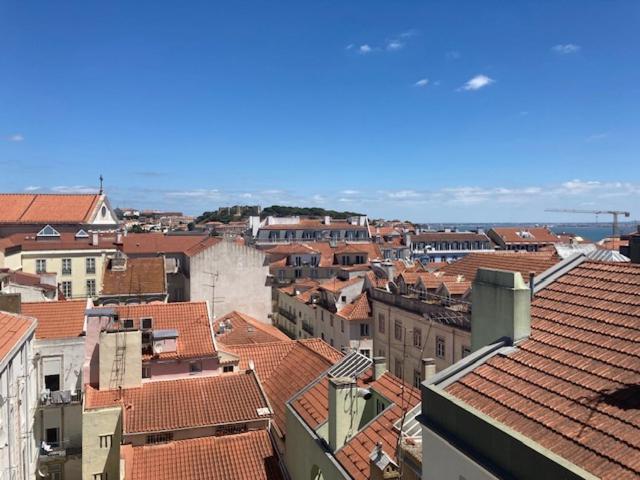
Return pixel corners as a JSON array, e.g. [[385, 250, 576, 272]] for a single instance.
[[38, 464, 49, 478], [153, 343, 164, 355]]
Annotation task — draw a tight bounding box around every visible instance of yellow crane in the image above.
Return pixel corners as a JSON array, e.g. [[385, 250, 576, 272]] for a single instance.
[[545, 209, 630, 238]]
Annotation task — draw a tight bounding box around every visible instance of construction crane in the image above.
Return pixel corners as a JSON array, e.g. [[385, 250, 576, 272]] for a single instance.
[[545, 209, 630, 238]]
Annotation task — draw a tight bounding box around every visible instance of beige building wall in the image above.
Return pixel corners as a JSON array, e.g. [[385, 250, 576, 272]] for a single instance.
[[98, 330, 142, 390], [82, 406, 122, 480], [19, 249, 115, 299], [372, 299, 470, 387]]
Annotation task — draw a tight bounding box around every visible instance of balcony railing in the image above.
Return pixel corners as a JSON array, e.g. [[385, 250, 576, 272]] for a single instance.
[[278, 308, 297, 324], [302, 321, 314, 335], [39, 440, 82, 459], [39, 389, 82, 407]]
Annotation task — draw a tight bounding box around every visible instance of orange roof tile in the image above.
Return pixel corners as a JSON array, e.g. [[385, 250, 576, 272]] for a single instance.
[[337, 293, 371, 321], [86, 371, 270, 433], [445, 261, 640, 479], [122, 430, 284, 480], [214, 311, 290, 346], [121, 233, 221, 256], [1, 232, 118, 252], [226, 339, 342, 435], [291, 370, 421, 480], [0, 311, 36, 363], [101, 257, 166, 296], [439, 251, 560, 283], [490, 226, 560, 244], [114, 302, 214, 360], [318, 276, 363, 294], [411, 231, 490, 243], [21, 300, 86, 340], [0, 193, 101, 224]]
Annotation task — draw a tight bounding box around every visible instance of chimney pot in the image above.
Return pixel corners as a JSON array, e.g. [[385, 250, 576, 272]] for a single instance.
[[422, 358, 436, 382], [373, 356, 386, 380]]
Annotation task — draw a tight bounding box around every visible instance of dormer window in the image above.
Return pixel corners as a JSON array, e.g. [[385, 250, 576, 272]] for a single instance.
[[122, 319, 134, 329], [37, 225, 60, 238], [141, 317, 153, 330], [75, 229, 89, 239]]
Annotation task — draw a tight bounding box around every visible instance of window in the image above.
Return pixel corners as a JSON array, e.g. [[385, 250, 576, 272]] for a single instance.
[[378, 313, 385, 334], [341, 255, 348, 265], [341, 295, 347, 302], [93, 474, 106, 480], [62, 258, 72, 275], [37, 225, 60, 238], [86, 257, 96, 274], [361, 349, 370, 358], [378, 348, 385, 357], [223, 365, 234, 373], [360, 323, 369, 336], [341, 319, 344, 333], [330, 315, 334, 327], [294, 256, 302, 267], [462, 345, 471, 358], [376, 399, 385, 414], [294, 269, 302, 279], [61, 281, 72, 298], [99, 434, 113, 448], [122, 319, 134, 329], [75, 229, 89, 239], [45, 427, 60, 447], [45, 374, 60, 392], [436, 336, 446, 359], [355, 255, 364, 264], [413, 327, 422, 348], [142, 366, 151, 379], [394, 358, 403, 379], [189, 361, 202, 373], [394, 320, 403, 341], [321, 333, 325, 340], [278, 270, 285, 281], [86, 279, 96, 297], [311, 256, 318, 266], [141, 317, 153, 329], [413, 370, 422, 388], [146, 433, 173, 444], [36, 259, 47, 273], [330, 339, 334, 347]]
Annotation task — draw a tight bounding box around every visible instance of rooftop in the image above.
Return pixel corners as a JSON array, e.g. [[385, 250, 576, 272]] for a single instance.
[[120, 233, 221, 256], [85, 371, 270, 434], [411, 231, 490, 242], [490, 226, 560, 244], [445, 260, 640, 479], [0, 310, 36, 364], [101, 257, 167, 296], [213, 311, 290, 346], [337, 293, 371, 321], [22, 299, 87, 340], [0, 193, 102, 224]]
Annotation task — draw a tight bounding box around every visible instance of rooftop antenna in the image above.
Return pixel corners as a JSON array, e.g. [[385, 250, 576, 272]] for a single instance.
[[99, 174, 104, 195]]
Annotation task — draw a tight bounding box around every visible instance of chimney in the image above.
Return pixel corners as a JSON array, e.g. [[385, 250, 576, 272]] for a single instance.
[[471, 268, 531, 351], [0, 293, 21, 314], [115, 232, 123, 244], [92, 233, 99, 246], [422, 358, 436, 382], [328, 377, 357, 451], [324, 215, 331, 225], [369, 443, 400, 480], [373, 356, 386, 380]]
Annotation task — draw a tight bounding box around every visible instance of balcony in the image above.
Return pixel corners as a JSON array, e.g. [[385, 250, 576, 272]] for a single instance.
[[39, 389, 82, 407], [302, 321, 314, 335], [39, 440, 82, 459], [278, 308, 297, 324]]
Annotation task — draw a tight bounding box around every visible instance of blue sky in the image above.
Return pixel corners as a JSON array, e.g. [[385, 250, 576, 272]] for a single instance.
[[1, 1, 639, 222]]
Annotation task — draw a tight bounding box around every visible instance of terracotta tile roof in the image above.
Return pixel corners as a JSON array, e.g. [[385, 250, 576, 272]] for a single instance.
[[1, 232, 118, 252], [114, 302, 215, 360], [227, 339, 342, 435], [334, 243, 382, 258], [438, 279, 472, 296], [264, 242, 381, 268], [0, 269, 57, 291], [260, 221, 368, 231], [214, 311, 290, 346], [0, 193, 101, 224], [490, 226, 560, 245], [440, 251, 560, 283], [85, 371, 270, 433], [598, 237, 629, 250], [0, 311, 36, 363], [21, 300, 86, 340], [318, 276, 363, 294], [414, 272, 456, 290], [337, 293, 371, 321], [122, 430, 284, 480], [366, 271, 389, 289], [411, 231, 490, 243], [291, 370, 421, 480], [120, 233, 221, 256], [445, 261, 640, 479], [101, 257, 166, 296]]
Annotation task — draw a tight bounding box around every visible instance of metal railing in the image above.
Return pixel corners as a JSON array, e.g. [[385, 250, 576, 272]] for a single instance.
[[278, 308, 297, 324], [302, 321, 314, 335], [39, 389, 82, 407]]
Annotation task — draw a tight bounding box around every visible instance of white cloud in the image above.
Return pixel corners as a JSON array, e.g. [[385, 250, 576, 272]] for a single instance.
[[8, 134, 24, 142], [399, 29, 419, 38], [460, 74, 495, 91], [166, 189, 221, 199], [414, 78, 429, 87], [359, 44, 372, 54], [386, 40, 404, 51], [386, 190, 421, 199], [561, 179, 601, 194], [345, 43, 354, 50], [24, 185, 41, 191], [52, 185, 97, 194], [552, 44, 581, 54], [586, 132, 608, 142], [341, 190, 360, 195]]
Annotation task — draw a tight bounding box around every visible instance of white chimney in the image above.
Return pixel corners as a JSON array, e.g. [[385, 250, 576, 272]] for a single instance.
[[328, 377, 357, 451], [324, 215, 331, 225], [373, 356, 386, 380], [92, 233, 99, 246], [422, 358, 436, 382]]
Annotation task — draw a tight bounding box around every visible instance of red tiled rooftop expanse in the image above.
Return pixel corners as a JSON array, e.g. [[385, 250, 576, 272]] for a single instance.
[[490, 226, 560, 244], [0, 193, 100, 224], [114, 302, 214, 360], [411, 231, 490, 242], [226, 339, 342, 436], [21, 300, 86, 340], [0, 232, 118, 252], [120, 233, 221, 256], [291, 370, 421, 480], [121, 430, 284, 480], [0, 311, 36, 363], [337, 293, 371, 321], [85, 371, 269, 434], [214, 311, 289, 346], [101, 257, 166, 296], [439, 251, 560, 283], [445, 261, 640, 479]]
